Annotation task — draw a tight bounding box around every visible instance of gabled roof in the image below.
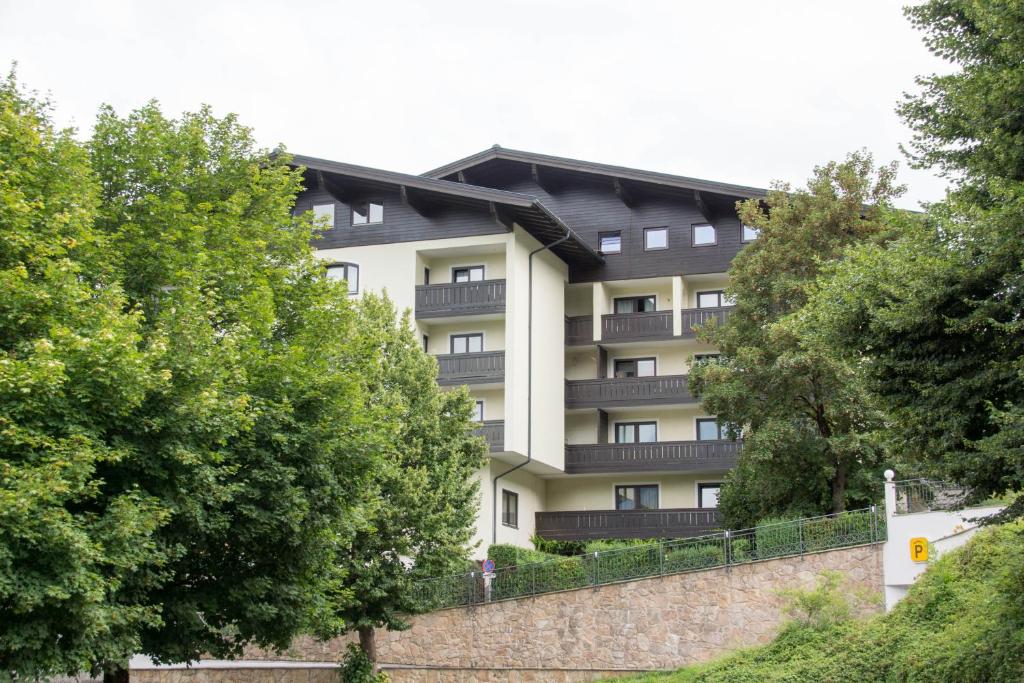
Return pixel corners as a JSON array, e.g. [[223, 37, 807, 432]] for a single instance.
[[422, 145, 769, 199], [290, 153, 603, 265]]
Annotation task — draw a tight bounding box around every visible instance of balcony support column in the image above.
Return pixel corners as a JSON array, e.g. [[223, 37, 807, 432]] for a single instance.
[[672, 275, 684, 336]]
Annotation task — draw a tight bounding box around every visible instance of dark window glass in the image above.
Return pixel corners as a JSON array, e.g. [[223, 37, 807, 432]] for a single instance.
[[423, 335, 429, 352], [699, 483, 722, 508], [615, 422, 658, 443], [453, 266, 485, 282], [599, 231, 622, 253], [692, 353, 721, 366], [424, 268, 430, 285], [697, 418, 728, 441], [644, 227, 668, 250], [352, 201, 383, 225], [614, 296, 656, 314], [615, 485, 659, 510], [614, 358, 656, 378], [326, 263, 359, 295], [742, 225, 759, 242], [450, 333, 483, 354], [693, 224, 717, 246], [502, 489, 519, 527]]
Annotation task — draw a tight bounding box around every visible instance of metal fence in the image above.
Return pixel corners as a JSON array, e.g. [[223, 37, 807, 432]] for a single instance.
[[893, 478, 970, 514], [411, 506, 885, 611]]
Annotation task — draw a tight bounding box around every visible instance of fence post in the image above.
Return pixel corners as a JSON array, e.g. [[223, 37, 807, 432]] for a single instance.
[[593, 551, 600, 586], [798, 517, 805, 555], [870, 505, 878, 543], [531, 563, 537, 596], [468, 571, 476, 605], [659, 540, 666, 576], [724, 530, 732, 566]]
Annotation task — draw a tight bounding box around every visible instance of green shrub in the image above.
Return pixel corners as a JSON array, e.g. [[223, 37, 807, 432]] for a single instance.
[[754, 515, 802, 559], [531, 535, 586, 556], [664, 541, 725, 572], [339, 643, 389, 682]]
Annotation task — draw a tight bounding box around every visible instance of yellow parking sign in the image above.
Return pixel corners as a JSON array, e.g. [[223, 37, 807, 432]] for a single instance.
[[910, 537, 929, 562]]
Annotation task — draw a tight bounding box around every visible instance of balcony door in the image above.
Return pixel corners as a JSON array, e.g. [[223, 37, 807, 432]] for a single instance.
[[614, 295, 656, 314], [615, 484, 659, 510], [450, 333, 483, 354], [615, 422, 657, 443], [614, 358, 655, 378], [453, 265, 484, 283], [698, 483, 722, 509]]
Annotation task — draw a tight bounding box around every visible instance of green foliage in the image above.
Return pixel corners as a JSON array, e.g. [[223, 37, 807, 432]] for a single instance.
[[531, 535, 586, 556], [690, 152, 902, 526], [338, 643, 388, 683], [0, 72, 169, 678], [610, 520, 1024, 683]]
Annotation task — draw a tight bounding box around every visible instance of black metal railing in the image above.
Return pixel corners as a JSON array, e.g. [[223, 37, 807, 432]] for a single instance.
[[473, 420, 504, 452], [411, 507, 885, 610], [436, 351, 505, 385], [565, 375, 694, 408], [565, 315, 594, 345], [415, 280, 506, 318], [893, 479, 970, 514], [535, 507, 723, 541], [601, 311, 674, 342], [565, 440, 740, 474], [679, 306, 733, 337]]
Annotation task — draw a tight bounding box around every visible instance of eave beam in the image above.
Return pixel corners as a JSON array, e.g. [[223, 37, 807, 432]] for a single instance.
[[489, 202, 514, 231], [531, 163, 558, 194], [613, 178, 637, 208], [693, 190, 714, 223], [400, 185, 432, 217]]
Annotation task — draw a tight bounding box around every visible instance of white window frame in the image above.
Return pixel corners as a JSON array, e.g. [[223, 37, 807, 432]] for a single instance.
[[692, 223, 717, 246]]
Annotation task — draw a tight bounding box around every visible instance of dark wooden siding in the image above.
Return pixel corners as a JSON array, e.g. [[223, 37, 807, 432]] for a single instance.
[[295, 185, 507, 250], [492, 175, 745, 283]]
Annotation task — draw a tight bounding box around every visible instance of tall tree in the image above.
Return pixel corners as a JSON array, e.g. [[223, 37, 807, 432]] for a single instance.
[[0, 74, 168, 679], [689, 152, 904, 527], [333, 293, 487, 666], [800, 0, 1024, 515], [86, 103, 380, 675]]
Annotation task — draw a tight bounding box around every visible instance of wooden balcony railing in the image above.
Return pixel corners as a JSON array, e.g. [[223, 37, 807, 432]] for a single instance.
[[415, 279, 506, 319], [436, 351, 505, 386], [535, 508, 723, 541], [472, 420, 504, 452], [679, 306, 733, 337], [565, 440, 740, 474], [601, 310, 674, 342], [565, 374, 694, 409], [565, 315, 594, 345]]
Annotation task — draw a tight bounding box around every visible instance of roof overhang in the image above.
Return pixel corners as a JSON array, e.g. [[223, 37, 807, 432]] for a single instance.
[[289, 153, 604, 265]]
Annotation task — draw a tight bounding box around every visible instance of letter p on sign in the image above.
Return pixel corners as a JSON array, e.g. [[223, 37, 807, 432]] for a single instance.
[[910, 537, 928, 563]]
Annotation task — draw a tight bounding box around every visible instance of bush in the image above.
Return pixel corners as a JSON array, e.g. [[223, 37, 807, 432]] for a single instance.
[[339, 643, 389, 682], [531, 535, 586, 556], [754, 515, 802, 559]]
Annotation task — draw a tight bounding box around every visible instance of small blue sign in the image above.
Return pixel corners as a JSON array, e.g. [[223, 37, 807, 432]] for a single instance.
[[482, 559, 496, 573]]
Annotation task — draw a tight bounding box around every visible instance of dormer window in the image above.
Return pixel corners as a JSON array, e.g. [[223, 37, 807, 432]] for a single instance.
[[352, 200, 384, 225], [693, 224, 717, 246], [326, 262, 359, 295]]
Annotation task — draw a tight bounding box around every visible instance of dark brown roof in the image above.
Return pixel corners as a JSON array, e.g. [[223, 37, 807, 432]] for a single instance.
[[422, 145, 769, 199], [290, 153, 604, 265]]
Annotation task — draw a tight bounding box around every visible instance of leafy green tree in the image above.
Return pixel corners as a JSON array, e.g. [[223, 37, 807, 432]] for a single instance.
[[0, 74, 169, 679], [802, 0, 1024, 515], [85, 103, 381, 675], [689, 153, 904, 526], [333, 293, 487, 665]]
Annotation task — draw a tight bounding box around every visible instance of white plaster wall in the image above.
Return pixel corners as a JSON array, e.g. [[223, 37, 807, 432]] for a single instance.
[[565, 284, 593, 317], [492, 464, 547, 550], [545, 473, 719, 511], [424, 320, 506, 355], [682, 274, 731, 308], [565, 348, 600, 381], [601, 280, 676, 313], [602, 406, 714, 442], [423, 251, 506, 284], [565, 412, 599, 445], [472, 388, 505, 422]]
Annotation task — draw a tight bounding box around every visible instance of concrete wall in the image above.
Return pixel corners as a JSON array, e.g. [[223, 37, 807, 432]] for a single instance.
[[215, 543, 882, 678]]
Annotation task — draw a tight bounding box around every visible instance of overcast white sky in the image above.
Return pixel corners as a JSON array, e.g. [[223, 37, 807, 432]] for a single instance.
[[1, 0, 949, 208]]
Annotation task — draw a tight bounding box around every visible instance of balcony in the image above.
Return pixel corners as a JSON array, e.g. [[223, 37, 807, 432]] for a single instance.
[[680, 306, 733, 337], [601, 311, 674, 343], [436, 351, 505, 386], [415, 279, 506, 319], [473, 420, 504, 452], [565, 375, 694, 409], [535, 508, 723, 541], [565, 440, 740, 474], [565, 315, 593, 345]]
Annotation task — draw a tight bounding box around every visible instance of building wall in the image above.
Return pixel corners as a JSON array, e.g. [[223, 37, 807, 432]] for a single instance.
[[424, 320, 506, 355], [544, 473, 722, 511], [492, 464, 547, 550], [423, 250, 507, 284], [472, 388, 505, 423]]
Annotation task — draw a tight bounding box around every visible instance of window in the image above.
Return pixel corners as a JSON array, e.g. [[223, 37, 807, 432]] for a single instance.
[[614, 358, 656, 378], [450, 333, 483, 354], [452, 266, 485, 283], [742, 224, 759, 242], [422, 335, 429, 352], [423, 268, 430, 285], [697, 290, 735, 308], [615, 484, 659, 510], [644, 227, 668, 250], [614, 296, 656, 314], [352, 200, 384, 225], [312, 203, 335, 228], [326, 263, 359, 295], [693, 224, 717, 246], [692, 353, 721, 366], [473, 400, 484, 422], [599, 231, 622, 254], [698, 483, 722, 509], [615, 422, 658, 443], [502, 489, 519, 527], [696, 418, 729, 441]]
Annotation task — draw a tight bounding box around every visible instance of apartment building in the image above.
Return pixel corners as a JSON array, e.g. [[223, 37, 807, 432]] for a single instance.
[[291, 146, 763, 555]]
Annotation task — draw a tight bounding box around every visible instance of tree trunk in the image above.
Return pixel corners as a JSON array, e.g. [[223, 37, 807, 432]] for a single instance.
[[358, 625, 377, 670], [831, 456, 848, 514], [103, 664, 129, 683]]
